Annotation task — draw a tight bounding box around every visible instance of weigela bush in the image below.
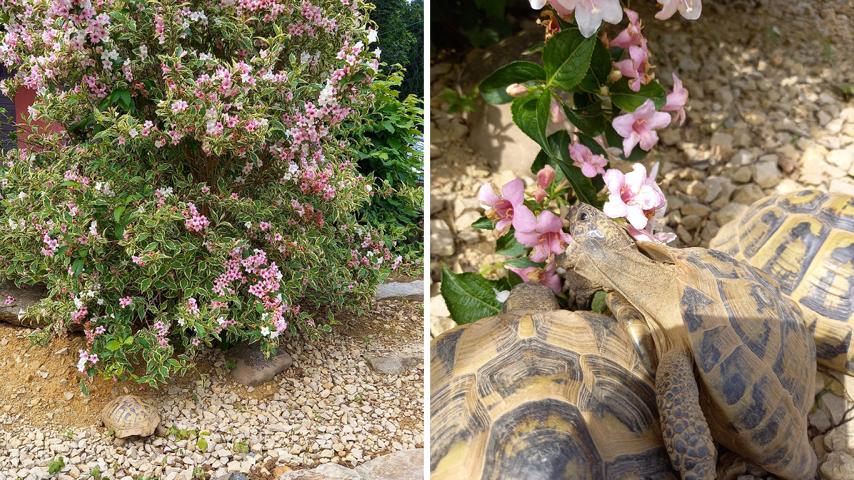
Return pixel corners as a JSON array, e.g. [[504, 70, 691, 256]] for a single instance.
[[0, 0, 401, 386], [442, 1, 703, 324]]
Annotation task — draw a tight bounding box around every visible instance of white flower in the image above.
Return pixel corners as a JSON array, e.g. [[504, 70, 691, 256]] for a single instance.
[[574, 0, 623, 38], [495, 290, 511, 303], [260, 326, 271, 337], [367, 29, 378, 44], [656, 0, 702, 20], [300, 52, 312, 64], [318, 82, 335, 106], [244, 222, 252, 229]]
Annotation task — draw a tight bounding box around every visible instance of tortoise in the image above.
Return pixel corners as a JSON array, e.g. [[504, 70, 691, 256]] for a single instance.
[[562, 203, 817, 480], [101, 395, 160, 438], [710, 189, 854, 374], [431, 282, 676, 480]]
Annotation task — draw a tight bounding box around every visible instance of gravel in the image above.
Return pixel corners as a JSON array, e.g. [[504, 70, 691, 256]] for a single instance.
[[0, 299, 423, 479]]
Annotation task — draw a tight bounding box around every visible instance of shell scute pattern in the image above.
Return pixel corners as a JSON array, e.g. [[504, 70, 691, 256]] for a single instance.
[[710, 190, 854, 374], [670, 248, 816, 478], [101, 395, 159, 439], [430, 310, 675, 480]]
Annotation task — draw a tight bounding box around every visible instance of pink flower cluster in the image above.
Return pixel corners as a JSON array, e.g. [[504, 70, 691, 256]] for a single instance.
[[612, 10, 651, 92], [183, 203, 210, 233], [153, 321, 170, 347], [119, 296, 133, 308], [77, 350, 99, 373], [41, 233, 60, 257], [212, 247, 291, 336]]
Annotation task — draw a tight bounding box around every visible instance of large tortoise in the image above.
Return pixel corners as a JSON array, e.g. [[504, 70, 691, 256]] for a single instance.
[[563, 203, 816, 480], [431, 283, 675, 480], [711, 189, 854, 374]]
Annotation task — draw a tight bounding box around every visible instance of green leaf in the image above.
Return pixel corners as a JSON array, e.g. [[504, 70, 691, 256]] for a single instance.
[[511, 92, 551, 155], [480, 61, 546, 104], [440, 266, 501, 325], [579, 38, 612, 93], [591, 290, 608, 314], [113, 205, 126, 223], [563, 102, 606, 136], [495, 230, 527, 257], [71, 258, 85, 277], [505, 257, 543, 269], [610, 79, 667, 112], [196, 437, 209, 452], [545, 130, 602, 207], [543, 28, 595, 91], [471, 216, 494, 230], [106, 339, 122, 352]]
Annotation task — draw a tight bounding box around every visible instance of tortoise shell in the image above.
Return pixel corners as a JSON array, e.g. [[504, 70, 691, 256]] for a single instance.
[[710, 189, 854, 371], [644, 243, 817, 479], [430, 309, 675, 480], [101, 395, 160, 438]]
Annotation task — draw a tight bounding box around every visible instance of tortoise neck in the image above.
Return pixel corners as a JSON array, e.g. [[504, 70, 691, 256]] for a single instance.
[[578, 245, 680, 348]]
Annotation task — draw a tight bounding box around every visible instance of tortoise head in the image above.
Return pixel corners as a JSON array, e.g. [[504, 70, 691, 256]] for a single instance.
[[566, 203, 635, 255]]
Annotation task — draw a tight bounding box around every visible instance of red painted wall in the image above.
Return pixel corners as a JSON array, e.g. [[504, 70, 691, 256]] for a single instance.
[[14, 87, 63, 149]]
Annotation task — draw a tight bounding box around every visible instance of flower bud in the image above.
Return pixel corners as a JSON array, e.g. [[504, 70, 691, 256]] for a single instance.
[[505, 83, 528, 97], [608, 69, 623, 83]]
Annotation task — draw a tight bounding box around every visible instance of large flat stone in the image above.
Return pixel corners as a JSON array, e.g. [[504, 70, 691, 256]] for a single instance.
[[375, 281, 423, 301], [279, 464, 364, 480], [0, 282, 48, 327], [228, 343, 293, 386], [355, 449, 423, 480]]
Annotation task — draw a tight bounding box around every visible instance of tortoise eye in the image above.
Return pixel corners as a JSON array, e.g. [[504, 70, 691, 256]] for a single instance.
[[579, 212, 588, 221]]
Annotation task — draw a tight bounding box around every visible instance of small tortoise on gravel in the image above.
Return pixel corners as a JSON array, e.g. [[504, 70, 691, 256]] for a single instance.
[[431, 283, 675, 480], [101, 395, 160, 438], [563, 203, 817, 480], [711, 189, 854, 374]]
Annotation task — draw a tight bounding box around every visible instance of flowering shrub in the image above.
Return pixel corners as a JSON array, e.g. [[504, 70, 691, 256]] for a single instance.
[[0, 0, 400, 387], [442, 1, 701, 324]]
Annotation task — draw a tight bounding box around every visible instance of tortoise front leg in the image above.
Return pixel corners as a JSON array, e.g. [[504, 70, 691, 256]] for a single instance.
[[656, 348, 716, 480], [606, 292, 659, 376]]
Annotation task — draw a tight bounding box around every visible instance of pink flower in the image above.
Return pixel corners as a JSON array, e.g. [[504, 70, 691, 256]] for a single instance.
[[514, 209, 573, 262], [508, 261, 563, 293], [663, 73, 689, 126], [550, 99, 565, 123], [628, 224, 677, 244], [611, 9, 643, 49], [534, 165, 556, 203], [656, 0, 702, 20], [569, 142, 607, 178], [119, 296, 133, 308], [612, 99, 671, 157], [171, 100, 188, 113], [478, 178, 527, 232], [602, 163, 667, 230], [4, 295, 14, 306], [614, 40, 651, 92]]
